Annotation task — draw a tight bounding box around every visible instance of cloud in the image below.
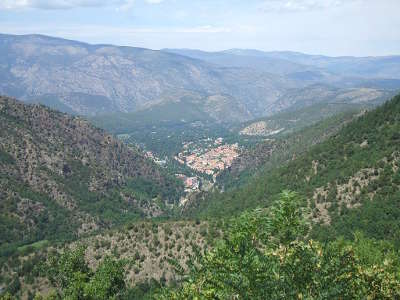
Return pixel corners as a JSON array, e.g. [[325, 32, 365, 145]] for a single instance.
[[0, 0, 117, 10], [0, 23, 232, 37], [0, 0, 163, 10], [259, 0, 354, 12]]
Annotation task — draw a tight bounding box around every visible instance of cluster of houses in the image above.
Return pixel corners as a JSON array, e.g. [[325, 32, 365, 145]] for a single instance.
[[174, 139, 240, 176]]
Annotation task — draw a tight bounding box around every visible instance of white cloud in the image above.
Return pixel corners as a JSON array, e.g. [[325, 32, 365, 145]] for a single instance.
[[0, 0, 29, 10], [0, 0, 117, 10], [0, 0, 162, 10], [0, 23, 232, 36], [259, 0, 355, 12], [116, 0, 135, 11]]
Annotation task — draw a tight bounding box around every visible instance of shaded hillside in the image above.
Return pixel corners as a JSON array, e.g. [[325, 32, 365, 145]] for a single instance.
[[0, 96, 182, 257], [190, 93, 400, 244]]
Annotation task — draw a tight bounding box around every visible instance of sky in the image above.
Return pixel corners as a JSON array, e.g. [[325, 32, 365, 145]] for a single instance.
[[0, 0, 399, 56]]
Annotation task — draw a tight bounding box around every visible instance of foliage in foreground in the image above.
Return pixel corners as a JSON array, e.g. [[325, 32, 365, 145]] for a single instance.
[[2, 191, 399, 300], [38, 245, 126, 300], [159, 191, 400, 299]]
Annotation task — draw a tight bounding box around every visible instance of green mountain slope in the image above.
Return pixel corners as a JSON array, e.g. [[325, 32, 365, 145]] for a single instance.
[[0, 96, 183, 257], [236, 85, 397, 137], [191, 94, 400, 244], [91, 100, 213, 134], [217, 106, 363, 190]]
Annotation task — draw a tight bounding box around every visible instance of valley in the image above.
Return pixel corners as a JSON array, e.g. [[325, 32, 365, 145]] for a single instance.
[[3, 92, 400, 299], [0, 30, 400, 299], [174, 138, 239, 178]]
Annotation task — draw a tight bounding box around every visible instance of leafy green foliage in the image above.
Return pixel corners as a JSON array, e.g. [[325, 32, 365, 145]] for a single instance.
[[40, 245, 126, 300], [159, 192, 400, 299], [0, 149, 14, 164]]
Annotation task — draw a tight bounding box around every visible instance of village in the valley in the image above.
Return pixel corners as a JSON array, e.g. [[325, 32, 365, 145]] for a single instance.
[[174, 137, 239, 193], [144, 137, 240, 202], [175, 138, 239, 175]]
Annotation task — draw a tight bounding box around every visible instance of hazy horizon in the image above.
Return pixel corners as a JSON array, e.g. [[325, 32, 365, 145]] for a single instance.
[[2, 31, 400, 59], [1, 0, 399, 57]]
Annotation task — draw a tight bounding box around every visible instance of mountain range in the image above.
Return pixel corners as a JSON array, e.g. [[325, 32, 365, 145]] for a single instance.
[[166, 48, 400, 79], [1, 32, 400, 298], [1, 33, 400, 124]]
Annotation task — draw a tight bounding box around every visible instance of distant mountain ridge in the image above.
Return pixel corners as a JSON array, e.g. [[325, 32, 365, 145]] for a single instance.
[[163, 48, 311, 75], [0, 33, 289, 121], [1, 33, 399, 123], [171, 48, 400, 79]]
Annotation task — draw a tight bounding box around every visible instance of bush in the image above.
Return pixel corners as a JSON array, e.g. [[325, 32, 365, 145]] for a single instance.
[[158, 191, 400, 299], [39, 245, 126, 300]]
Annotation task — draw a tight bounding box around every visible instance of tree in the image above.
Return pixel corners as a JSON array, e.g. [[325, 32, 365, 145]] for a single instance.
[[40, 245, 126, 300], [158, 191, 400, 299], [84, 257, 125, 300]]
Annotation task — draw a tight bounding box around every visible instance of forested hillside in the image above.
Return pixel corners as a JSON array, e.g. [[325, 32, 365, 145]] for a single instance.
[[0, 96, 182, 259], [191, 93, 400, 245], [1, 1, 400, 298], [2, 94, 400, 299], [217, 104, 363, 189], [161, 192, 400, 299]]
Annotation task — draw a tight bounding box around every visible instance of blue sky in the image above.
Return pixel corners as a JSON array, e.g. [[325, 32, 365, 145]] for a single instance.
[[0, 0, 399, 56]]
